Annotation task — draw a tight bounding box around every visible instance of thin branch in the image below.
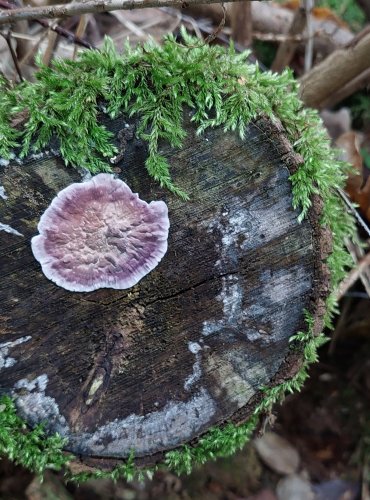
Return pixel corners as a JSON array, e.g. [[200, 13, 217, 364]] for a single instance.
[[299, 26, 370, 108], [230, 1, 252, 47], [18, 27, 48, 68], [271, 6, 306, 73], [320, 67, 370, 109], [252, 31, 305, 42], [203, 2, 226, 44], [72, 14, 89, 59], [0, 29, 23, 80], [0, 0, 94, 48], [337, 187, 370, 239], [0, 0, 256, 25], [336, 251, 370, 301], [304, 0, 314, 72], [162, 6, 244, 52], [43, 25, 59, 66]]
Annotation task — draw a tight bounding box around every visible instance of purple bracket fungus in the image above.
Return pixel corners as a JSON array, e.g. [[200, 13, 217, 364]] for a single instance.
[[31, 173, 169, 292]]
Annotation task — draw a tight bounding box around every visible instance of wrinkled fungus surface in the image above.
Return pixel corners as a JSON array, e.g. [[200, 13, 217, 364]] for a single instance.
[[31, 174, 169, 292]]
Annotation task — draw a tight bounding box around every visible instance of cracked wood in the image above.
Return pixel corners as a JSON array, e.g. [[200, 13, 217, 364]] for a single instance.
[[0, 112, 329, 468]]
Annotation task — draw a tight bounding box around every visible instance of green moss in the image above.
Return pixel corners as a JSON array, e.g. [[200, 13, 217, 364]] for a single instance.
[[0, 396, 71, 475], [0, 31, 356, 481]]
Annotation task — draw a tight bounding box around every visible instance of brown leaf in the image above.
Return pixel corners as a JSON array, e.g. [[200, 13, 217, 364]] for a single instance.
[[312, 7, 348, 28], [282, 1, 348, 27]]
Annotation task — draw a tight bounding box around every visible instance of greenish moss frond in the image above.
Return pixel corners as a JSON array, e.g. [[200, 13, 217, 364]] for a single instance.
[[66, 451, 156, 484], [165, 415, 259, 475], [0, 396, 71, 475]]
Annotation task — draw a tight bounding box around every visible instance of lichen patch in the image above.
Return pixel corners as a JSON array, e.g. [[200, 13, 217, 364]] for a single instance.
[[184, 342, 203, 391], [0, 186, 7, 200], [0, 222, 23, 237], [0, 336, 31, 370], [12, 373, 216, 458]]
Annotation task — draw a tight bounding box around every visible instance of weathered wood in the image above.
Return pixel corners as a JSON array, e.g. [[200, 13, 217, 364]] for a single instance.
[[0, 112, 329, 469]]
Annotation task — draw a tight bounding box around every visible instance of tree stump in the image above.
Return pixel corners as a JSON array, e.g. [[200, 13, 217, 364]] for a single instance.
[[0, 112, 329, 470]]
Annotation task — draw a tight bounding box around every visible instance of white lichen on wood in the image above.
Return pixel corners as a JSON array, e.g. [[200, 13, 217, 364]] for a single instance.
[[13, 375, 69, 435], [184, 341, 203, 391], [13, 374, 216, 457], [0, 186, 7, 199], [0, 222, 23, 237], [0, 336, 31, 370]]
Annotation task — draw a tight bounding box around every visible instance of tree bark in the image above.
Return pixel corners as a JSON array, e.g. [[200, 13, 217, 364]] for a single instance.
[[299, 28, 370, 108], [319, 67, 370, 109], [230, 1, 252, 47], [271, 7, 307, 73], [0, 112, 330, 470]]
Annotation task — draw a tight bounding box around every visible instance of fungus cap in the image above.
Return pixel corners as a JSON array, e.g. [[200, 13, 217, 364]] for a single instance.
[[31, 173, 169, 292]]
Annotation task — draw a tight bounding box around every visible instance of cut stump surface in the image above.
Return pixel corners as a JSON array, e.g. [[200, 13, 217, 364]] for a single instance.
[[0, 113, 329, 469]]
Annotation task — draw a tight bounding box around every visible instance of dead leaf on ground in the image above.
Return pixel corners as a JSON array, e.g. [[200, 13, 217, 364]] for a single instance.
[[254, 432, 300, 475], [336, 131, 370, 222]]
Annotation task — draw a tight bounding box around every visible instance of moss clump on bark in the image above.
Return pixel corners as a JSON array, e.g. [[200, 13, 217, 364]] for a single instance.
[[0, 396, 71, 475]]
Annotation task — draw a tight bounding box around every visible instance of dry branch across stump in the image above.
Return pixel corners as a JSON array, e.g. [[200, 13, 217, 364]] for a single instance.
[[0, 112, 330, 471]]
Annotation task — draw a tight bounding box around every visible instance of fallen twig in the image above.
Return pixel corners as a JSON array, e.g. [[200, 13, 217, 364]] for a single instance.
[[320, 67, 370, 109], [304, 0, 314, 72], [252, 31, 306, 42], [271, 6, 306, 73], [0, 29, 23, 80], [336, 251, 370, 301], [0, 0, 94, 48], [72, 14, 89, 59], [43, 25, 59, 66], [230, 1, 252, 47], [300, 26, 370, 108], [0, 0, 257, 25]]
